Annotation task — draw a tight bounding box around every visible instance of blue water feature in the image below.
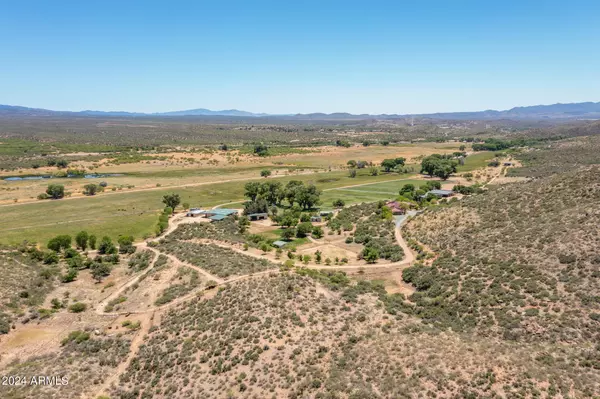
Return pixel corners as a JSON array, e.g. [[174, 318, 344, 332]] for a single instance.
[[2, 173, 124, 182]]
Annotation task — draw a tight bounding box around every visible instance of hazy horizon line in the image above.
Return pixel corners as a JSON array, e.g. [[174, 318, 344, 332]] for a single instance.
[[2, 99, 599, 116]]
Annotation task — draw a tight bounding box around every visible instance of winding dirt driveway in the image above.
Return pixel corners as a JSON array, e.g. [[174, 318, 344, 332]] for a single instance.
[[90, 202, 418, 398]]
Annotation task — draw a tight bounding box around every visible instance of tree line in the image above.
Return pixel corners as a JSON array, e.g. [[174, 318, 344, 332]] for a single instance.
[[243, 180, 321, 214], [420, 154, 459, 180]]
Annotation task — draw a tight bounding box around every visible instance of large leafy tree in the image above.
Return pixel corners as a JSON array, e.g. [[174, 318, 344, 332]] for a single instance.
[[296, 222, 313, 238], [433, 160, 458, 180], [243, 198, 269, 215], [162, 193, 181, 213], [279, 212, 299, 228], [75, 231, 89, 251], [244, 182, 261, 201], [91, 262, 112, 282], [381, 159, 397, 172], [296, 184, 321, 210], [98, 236, 117, 255], [261, 181, 282, 205], [381, 157, 405, 172], [46, 184, 65, 199], [118, 235, 136, 254], [88, 235, 97, 250], [83, 183, 99, 196], [363, 247, 380, 264], [284, 180, 303, 205], [47, 235, 72, 252], [253, 144, 269, 156], [420, 154, 457, 180], [281, 228, 296, 240], [420, 154, 444, 176]]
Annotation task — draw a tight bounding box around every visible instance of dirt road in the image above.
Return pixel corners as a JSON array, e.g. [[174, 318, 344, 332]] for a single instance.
[[83, 198, 419, 398]]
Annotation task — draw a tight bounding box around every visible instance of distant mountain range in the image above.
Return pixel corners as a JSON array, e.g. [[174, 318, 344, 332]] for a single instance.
[[0, 105, 268, 118], [1, 102, 599, 120], [158, 108, 269, 117]]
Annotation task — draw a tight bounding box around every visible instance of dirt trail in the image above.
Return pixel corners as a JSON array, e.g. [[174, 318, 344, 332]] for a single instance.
[[95, 243, 157, 315], [484, 160, 511, 187], [13, 191, 418, 399], [73, 198, 420, 398], [4, 167, 494, 398], [98, 203, 417, 318], [154, 251, 225, 284], [90, 311, 156, 399]]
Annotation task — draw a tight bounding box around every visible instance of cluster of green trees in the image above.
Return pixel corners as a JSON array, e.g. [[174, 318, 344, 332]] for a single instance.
[[272, 207, 325, 240], [38, 180, 108, 200], [472, 138, 516, 151], [83, 183, 104, 196], [335, 139, 391, 148], [47, 234, 73, 252], [346, 160, 371, 169], [380, 157, 406, 172], [47, 232, 124, 258], [327, 202, 403, 264], [243, 180, 321, 213], [398, 181, 441, 202], [470, 137, 553, 152], [38, 183, 65, 200], [154, 193, 182, 235], [117, 235, 136, 254], [156, 207, 171, 235], [347, 157, 408, 176], [346, 159, 376, 177], [352, 203, 403, 263], [46, 158, 69, 168], [335, 139, 352, 148], [452, 184, 484, 195], [38, 231, 136, 286], [253, 143, 269, 157], [332, 198, 345, 208], [420, 154, 458, 180]]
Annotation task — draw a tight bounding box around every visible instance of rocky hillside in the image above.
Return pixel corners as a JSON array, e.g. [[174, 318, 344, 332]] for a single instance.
[[107, 272, 599, 399], [404, 166, 600, 341]]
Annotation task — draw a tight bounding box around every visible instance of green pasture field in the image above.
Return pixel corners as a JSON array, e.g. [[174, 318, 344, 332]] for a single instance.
[[0, 169, 419, 245], [220, 177, 427, 212], [319, 190, 393, 210], [0, 149, 489, 245], [319, 178, 425, 209], [458, 151, 494, 172], [124, 165, 304, 179], [328, 179, 424, 194], [0, 146, 491, 245]]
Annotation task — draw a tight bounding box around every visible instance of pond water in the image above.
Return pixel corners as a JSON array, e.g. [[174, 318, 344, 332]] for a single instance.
[[2, 173, 124, 182]]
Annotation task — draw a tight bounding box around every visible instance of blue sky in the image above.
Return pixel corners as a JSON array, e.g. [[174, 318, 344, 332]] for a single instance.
[[1, 0, 599, 114]]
